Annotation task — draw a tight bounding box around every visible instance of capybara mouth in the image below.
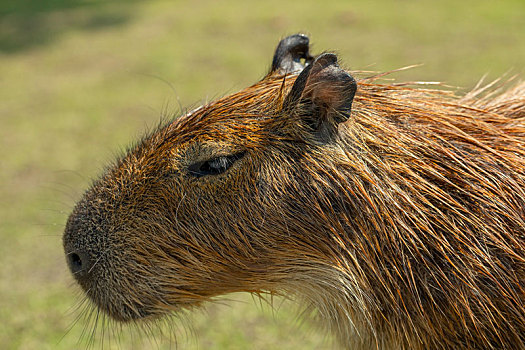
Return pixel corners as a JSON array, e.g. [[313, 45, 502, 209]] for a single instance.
[[96, 300, 156, 323], [81, 281, 163, 323], [64, 224, 159, 322]]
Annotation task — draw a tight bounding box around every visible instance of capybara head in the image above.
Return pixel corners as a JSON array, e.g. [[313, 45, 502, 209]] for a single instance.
[[64, 34, 525, 349]]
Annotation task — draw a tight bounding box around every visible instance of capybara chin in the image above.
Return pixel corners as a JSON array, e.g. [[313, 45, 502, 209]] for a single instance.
[[63, 34, 525, 349]]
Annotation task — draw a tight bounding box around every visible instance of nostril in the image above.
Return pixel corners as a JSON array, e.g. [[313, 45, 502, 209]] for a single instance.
[[67, 251, 91, 276], [70, 253, 82, 270]]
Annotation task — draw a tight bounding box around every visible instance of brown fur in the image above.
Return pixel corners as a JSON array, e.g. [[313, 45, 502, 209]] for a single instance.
[[64, 37, 525, 349]]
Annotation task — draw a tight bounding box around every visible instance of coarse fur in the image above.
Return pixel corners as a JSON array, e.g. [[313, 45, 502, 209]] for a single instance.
[[64, 35, 525, 349]]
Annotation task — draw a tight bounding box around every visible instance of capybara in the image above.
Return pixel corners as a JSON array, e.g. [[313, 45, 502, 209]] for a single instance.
[[63, 34, 525, 349]]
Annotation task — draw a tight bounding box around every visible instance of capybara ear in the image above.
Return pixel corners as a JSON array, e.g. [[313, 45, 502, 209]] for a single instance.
[[283, 53, 357, 142], [270, 34, 314, 74]]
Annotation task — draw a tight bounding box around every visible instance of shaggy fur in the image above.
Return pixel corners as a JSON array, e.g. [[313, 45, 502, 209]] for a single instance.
[[64, 36, 525, 349]]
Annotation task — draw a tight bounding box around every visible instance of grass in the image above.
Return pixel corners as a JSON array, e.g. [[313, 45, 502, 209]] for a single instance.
[[0, 0, 524, 348]]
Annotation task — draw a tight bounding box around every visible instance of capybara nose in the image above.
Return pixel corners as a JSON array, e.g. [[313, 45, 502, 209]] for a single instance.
[[66, 250, 92, 277]]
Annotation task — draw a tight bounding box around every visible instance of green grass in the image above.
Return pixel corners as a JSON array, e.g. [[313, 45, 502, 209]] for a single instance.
[[1, 0, 524, 348]]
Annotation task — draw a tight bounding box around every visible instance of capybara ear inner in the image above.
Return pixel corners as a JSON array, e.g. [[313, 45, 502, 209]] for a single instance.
[[270, 33, 314, 74], [283, 53, 357, 140]]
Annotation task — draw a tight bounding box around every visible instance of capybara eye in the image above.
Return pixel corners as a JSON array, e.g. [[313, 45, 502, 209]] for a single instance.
[[188, 151, 245, 177]]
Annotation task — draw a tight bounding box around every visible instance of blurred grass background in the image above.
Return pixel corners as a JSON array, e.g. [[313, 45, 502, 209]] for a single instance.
[[0, 0, 524, 349]]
